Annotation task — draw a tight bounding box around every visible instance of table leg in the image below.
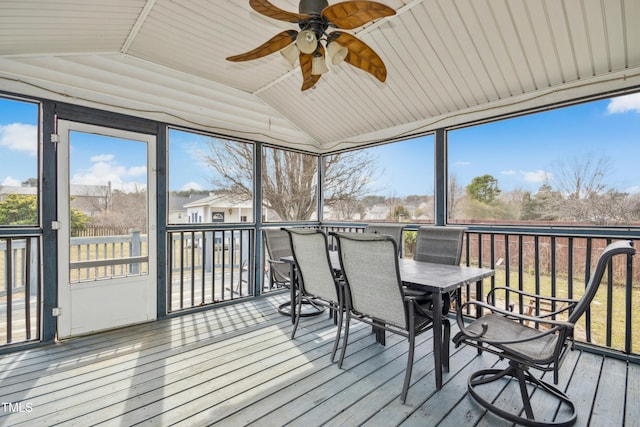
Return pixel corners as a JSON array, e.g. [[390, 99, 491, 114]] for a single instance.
[[432, 292, 443, 390], [373, 320, 386, 345]]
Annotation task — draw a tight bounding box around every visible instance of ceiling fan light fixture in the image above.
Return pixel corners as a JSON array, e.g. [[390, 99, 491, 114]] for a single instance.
[[327, 41, 348, 65], [280, 43, 300, 67], [311, 55, 329, 75], [296, 30, 318, 54]]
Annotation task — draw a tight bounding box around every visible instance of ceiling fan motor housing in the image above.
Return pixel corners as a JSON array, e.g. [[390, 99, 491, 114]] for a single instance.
[[299, 0, 329, 15], [298, 0, 329, 52]]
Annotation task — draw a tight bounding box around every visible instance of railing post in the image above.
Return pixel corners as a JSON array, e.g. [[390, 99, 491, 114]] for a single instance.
[[129, 229, 141, 274], [205, 231, 213, 273], [29, 237, 38, 296], [625, 251, 633, 354]]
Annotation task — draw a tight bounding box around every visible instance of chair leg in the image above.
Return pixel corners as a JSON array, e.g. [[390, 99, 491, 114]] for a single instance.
[[330, 303, 343, 362], [291, 292, 303, 339], [467, 362, 577, 427], [401, 332, 415, 403], [338, 311, 351, 369]]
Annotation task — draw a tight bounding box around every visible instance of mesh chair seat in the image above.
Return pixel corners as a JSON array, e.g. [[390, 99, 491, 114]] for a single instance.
[[463, 313, 559, 362]]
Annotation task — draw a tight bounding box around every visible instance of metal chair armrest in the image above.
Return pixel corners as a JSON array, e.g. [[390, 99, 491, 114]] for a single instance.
[[455, 299, 574, 345], [487, 286, 579, 306]]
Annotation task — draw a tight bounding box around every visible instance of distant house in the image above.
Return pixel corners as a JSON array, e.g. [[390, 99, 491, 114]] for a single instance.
[[69, 184, 111, 217], [1, 184, 108, 217], [0, 185, 37, 202], [365, 204, 390, 221], [168, 194, 208, 224], [183, 193, 253, 223]]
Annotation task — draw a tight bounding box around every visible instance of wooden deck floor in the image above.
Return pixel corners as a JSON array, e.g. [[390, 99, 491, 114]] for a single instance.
[[0, 293, 637, 426]]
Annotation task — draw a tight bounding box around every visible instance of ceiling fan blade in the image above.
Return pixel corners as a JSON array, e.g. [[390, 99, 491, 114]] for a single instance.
[[249, 0, 309, 23], [332, 31, 387, 82], [322, 1, 395, 30], [299, 52, 321, 91], [226, 30, 297, 62]]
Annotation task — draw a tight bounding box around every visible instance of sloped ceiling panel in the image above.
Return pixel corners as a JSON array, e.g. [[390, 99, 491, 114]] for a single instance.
[[0, 0, 639, 153], [0, 0, 147, 55], [0, 53, 315, 149]]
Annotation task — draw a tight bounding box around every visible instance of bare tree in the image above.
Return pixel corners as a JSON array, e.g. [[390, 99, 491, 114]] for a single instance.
[[545, 153, 610, 222], [264, 148, 317, 220], [200, 138, 253, 202], [448, 174, 464, 219], [198, 138, 376, 221], [90, 188, 147, 230]]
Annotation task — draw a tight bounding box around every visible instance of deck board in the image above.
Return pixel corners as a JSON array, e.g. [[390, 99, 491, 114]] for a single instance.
[[625, 361, 640, 426], [0, 293, 634, 426]]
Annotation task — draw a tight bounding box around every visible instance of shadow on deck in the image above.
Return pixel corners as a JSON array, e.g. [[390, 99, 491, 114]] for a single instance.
[[0, 293, 637, 426]]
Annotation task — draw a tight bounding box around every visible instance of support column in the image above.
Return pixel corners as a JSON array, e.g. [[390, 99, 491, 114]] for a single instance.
[[435, 128, 447, 226]]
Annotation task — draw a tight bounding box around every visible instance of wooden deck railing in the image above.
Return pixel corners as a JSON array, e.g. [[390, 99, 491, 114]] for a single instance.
[[167, 227, 255, 312], [1, 223, 637, 362], [0, 236, 40, 345], [322, 222, 639, 360]]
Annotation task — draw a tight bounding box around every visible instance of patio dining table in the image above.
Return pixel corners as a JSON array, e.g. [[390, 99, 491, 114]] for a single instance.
[[282, 252, 494, 390]]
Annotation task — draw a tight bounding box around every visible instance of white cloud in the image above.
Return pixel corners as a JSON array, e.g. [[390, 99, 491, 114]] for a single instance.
[[70, 157, 147, 192], [521, 170, 550, 183], [501, 169, 549, 184], [181, 181, 203, 191], [607, 93, 640, 114], [0, 123, 38, 156], [1, 176, 22, 186], [454, 161, 471, 166], [90, 154, 115, 162], [624, 185, 640, 194], [127, 166, 147, 177]]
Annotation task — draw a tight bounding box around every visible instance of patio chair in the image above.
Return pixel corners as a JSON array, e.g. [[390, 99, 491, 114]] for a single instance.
[[263, 228, 291, 292], [264, 227, 325, 319], [452, 240, 635, 426], [412, 225, 468, 310], [414, 225, 466, 265], [284, 228, 344, 361], [365, 223, 405, 256], [410, 226, 467, 359], [332, 231, 441, 403]]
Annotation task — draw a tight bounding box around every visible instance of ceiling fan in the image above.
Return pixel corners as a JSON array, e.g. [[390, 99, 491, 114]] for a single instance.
[[227, 0, 396, 91]]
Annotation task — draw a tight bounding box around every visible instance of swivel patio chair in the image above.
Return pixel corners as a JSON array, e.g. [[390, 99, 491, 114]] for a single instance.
[[263, 228, 292, 293], [332, 231, 442, 403], [365, 223, 405, 256], [284, 228, 344, 361], [263, 228, 318, 319], [452, 240, 635, 426]]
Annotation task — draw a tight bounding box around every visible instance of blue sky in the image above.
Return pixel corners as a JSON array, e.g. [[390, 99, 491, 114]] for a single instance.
[[1, 94, 639, 196], [448, 97, 640, 195]]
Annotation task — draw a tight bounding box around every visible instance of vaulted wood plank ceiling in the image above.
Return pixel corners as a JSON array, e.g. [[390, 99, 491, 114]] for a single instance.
[[0, 0, 638, 153]]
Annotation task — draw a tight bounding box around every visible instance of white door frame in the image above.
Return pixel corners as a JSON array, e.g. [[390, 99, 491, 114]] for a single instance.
[[56, 121, 157, 338]]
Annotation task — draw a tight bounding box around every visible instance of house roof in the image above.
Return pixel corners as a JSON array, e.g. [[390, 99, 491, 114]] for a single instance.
[[183, 194, 253, 209], [1, 0, 639, 153]]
